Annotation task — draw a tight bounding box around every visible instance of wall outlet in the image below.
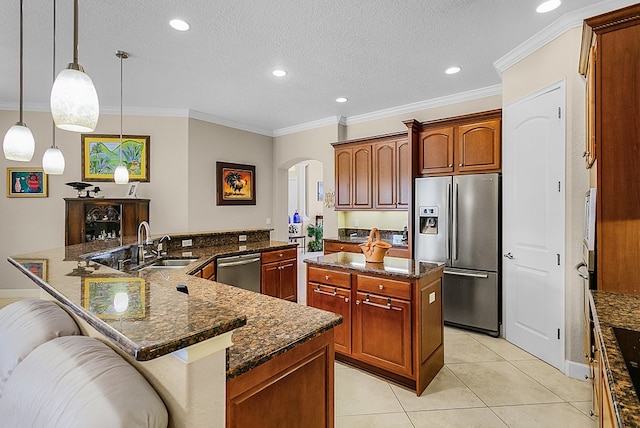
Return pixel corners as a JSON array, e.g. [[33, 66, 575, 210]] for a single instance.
[[181, 239, 193, 247], [354, 219, 359, 227], [266, 218, 271, 225], [239, 234, 247, 242], [238, 245, 247, 251], [182, 251, 193, 257]]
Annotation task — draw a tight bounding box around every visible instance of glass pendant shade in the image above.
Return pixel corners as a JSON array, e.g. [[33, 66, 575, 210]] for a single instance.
[[50, 68, 99, 132], [3, 123, 35, 162], [114, 164, 129, 184], [42, 147, 66, 174]]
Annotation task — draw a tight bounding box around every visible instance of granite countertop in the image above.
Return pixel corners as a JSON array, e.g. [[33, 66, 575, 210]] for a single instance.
[[304, 251, 442, 280], [590, 290, 640, 427], [8, 235, 342, 379]]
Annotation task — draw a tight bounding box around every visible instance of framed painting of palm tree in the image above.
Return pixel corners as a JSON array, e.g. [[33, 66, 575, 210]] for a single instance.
[[81, 134, 150, 182], [216, 161, 256, 205]]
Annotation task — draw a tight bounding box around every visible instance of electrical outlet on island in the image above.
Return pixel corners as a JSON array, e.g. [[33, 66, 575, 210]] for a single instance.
[[181, 239, 193, 247], [239, 234, 247, 242]]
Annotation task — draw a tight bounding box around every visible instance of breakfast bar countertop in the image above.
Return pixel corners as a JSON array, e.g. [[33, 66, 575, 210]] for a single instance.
[[8, 234, 341, 379], [590, 290, 640, 427]]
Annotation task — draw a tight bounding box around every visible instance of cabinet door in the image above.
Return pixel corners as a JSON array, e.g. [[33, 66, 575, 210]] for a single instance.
[[396, 139, 410, 208], [585, 42, 596, 168], [261, 262, 280, 298], [456, 119, 501, 173], [419, 126, 454, 175], [352, 145, 372, 208], [374, 141, 396, 209], [335, 148, 352, 209], [353, 291, 412, 377], [308, 283, 352, 354], [279, 260, 297, 302], [65, 200, 85, 245]]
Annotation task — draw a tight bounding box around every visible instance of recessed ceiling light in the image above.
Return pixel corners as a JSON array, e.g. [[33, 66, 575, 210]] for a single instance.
[[169, 19, 190, 31], [272, 69, 287, 77], [536, 0, 561, 13], [445, 66, 461, 75], [336, 97, 348, 103]]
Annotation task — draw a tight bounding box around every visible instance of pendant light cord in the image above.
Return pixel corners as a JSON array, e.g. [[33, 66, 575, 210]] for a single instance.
[[119, 52, 123, 165], [19, 0, 24, 124], [73, 0, 78, 64], [52, 0, 57, 148]]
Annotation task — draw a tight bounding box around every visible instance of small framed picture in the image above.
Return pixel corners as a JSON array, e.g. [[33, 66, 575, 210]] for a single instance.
[[216, 162, 256, 205], [13, 258, 48, 281], [126, 181, 139, 198], [6, 167, 48, 197]]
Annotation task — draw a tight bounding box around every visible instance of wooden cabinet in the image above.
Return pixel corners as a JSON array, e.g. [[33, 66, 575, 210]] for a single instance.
[[261, 248, 297, 302], [418, 111, 501, 176], [334, 144, 373, 209], [306, 263, 444, 395], [373, 138, 409, 209], [226, 330, 335, 428], [333, 133, 409, 211], [194, 260, 215, 280], [307, 267, 352, 354], [64, 198, 149, 246], [580, 4, 640, 294]]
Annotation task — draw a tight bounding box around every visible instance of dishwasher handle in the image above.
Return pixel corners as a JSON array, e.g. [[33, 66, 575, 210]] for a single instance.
[[217, 256, 261, 268]]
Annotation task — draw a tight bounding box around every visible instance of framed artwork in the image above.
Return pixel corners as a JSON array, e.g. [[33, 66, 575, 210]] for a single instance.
[[216, 162, 256, 205], [6, 167, 48, 197], [82, 276, 148, 320], [317, 181, 324, 201], [14, 259, 48, 281], [126, 181, 139, 198], [81, 134, 150, 182]]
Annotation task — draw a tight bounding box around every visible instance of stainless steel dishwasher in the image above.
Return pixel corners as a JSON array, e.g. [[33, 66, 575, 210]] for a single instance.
[[215, 253, 261, 293]]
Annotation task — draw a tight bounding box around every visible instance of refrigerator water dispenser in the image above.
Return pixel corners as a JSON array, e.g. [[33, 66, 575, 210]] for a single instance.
[[419, 206, 439, 235]]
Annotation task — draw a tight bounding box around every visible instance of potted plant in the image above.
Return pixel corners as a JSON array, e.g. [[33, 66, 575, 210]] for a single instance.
[[307, 223, 323, 252]]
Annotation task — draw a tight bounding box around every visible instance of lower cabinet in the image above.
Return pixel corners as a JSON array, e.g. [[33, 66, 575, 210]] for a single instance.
[[226, 330, 335, 428], [261, 248, 297, 302], [306, 264, 443, 395]]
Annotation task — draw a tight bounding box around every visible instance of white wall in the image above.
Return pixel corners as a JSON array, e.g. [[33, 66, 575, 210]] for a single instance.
[[501, 27, 589, 365], [187, 118, 273, 232], [0, 110, 189, 291]]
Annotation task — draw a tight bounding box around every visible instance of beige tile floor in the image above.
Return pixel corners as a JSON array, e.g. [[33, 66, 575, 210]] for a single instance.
[[335, 326, 595, 427]]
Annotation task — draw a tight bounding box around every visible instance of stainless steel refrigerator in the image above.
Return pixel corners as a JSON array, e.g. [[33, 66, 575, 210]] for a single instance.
[[414, 173, 500, 336]]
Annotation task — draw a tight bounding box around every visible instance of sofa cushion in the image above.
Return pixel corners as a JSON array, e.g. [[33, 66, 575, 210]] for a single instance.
[[0, 335, 169, 428], [0, 298, 80, 396]]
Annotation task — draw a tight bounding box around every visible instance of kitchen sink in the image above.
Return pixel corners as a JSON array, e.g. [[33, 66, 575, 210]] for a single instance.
[[139, 258, 198, 270], [612, 327, 640, 399]]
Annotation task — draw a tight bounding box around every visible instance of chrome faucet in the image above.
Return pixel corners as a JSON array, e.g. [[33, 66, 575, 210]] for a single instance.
[[157, 234, 171, 255], [137, 221, 151, 262]]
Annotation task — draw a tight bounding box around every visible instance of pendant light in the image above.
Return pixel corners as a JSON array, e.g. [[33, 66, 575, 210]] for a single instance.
[[113, 50, 129, 184], [42, 0, 65, 174], [3, 0, 35, 162], [50, 0, 99, 133]]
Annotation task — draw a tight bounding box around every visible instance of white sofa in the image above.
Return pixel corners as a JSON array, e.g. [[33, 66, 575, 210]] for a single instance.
[[0, 299, 168, 428]]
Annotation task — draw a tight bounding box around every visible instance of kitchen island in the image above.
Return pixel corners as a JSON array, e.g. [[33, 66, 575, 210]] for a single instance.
[[7, 229, 341, 428], [304, 252, 444, 395]]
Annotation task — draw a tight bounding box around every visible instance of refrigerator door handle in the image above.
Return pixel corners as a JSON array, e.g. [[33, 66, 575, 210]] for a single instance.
[[444, 269, 489, 279], [446, 183, 451, 260], [452, 182, 458, 261]]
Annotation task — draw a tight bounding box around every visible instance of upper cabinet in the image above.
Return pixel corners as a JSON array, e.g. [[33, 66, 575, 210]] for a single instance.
[[334, 134, 409, 211], [418, 111, 502, 177], [579, 4, 640, 295]]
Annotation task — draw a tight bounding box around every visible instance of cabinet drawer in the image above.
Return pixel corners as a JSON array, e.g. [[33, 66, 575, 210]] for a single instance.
[[324, 241, 361, 254], [357, 275, 411, 300], [386, 247, 409, 258], [202, 262, 215, 280], [261, 248, 297, 264], [308, 267, 351, 289]]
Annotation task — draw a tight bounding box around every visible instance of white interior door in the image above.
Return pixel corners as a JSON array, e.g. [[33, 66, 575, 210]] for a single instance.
[[503, 83, 565, 370]]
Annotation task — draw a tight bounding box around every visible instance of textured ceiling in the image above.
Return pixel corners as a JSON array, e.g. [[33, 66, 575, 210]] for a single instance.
[[0, 0, 625, 135]]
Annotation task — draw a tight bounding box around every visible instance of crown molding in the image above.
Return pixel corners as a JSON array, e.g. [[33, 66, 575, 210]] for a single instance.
[[188, 110, 273, 137], [345, 84, 502, 126], [272, 115, 346, 137], [494, 0, 639, 74]]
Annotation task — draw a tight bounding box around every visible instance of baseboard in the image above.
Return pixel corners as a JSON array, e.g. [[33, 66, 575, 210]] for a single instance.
[[565, 359, 589, 381]]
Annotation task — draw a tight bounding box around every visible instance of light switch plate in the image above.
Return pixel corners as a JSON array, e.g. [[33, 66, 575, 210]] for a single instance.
[[182, 239, 193, 247], [239, 235, 247, 242], [429, 292, 436, 304]]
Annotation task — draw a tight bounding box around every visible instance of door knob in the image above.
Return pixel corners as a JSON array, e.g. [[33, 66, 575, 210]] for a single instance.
[[504, 252, 514, 259]]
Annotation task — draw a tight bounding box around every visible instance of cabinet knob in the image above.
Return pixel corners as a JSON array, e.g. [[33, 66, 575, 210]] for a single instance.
[[345, 298, 349, 303], [340, 246, 344, 250], [459, 163, 463, 167], [279, 253, 283, 257], [449, 164, 452, 167], [325, 275, 330, 280], [378, 284, 384, 290], [356, 300, 360, 305]]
